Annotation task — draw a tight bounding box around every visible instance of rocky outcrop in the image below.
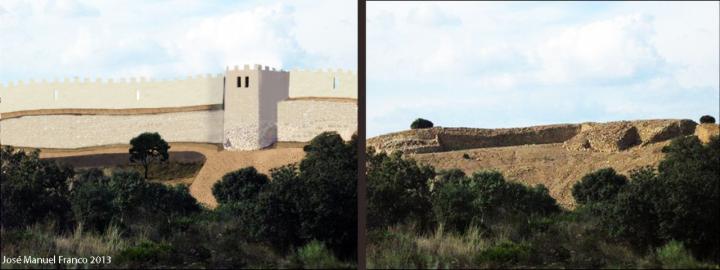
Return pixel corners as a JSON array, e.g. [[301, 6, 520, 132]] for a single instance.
[[564, 119, 697, 152], [634, 119, 697, 145], [564, 122, 640, 152]]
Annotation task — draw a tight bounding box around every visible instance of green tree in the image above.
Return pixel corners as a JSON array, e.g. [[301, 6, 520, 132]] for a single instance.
[[296, 132, 358, 259], [212, 167, 269, 205], [699, 115, 716, 124], [572, 168, 628, 206], [432, 171, 558, 232], [367, 150, 435, 230], [129, 132, 170, 179], [1, 146, 74, 230], [410, 118, 434, 129], [602, 136, 720, 261], [71, 180, 117, 232]]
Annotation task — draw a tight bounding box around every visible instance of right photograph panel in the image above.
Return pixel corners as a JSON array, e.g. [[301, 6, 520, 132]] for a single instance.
[[365, 1, 720, 268]]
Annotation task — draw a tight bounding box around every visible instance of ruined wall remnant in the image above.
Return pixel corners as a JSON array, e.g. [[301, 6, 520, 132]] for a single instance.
[[369, 119, 700, 154]]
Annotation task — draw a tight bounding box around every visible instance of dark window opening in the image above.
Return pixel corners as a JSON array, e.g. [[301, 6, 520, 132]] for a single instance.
[[237, 77, 242, 88], [245, 76, 249, 88]]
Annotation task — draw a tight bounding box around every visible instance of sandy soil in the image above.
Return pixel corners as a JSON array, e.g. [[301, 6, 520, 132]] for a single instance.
[[36, 142, 305, 208], [408, 141, 671, 209]]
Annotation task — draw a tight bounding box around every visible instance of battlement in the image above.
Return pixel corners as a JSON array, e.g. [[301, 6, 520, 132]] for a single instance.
[[0, 73, 225, 88], [288, 68, 357, 99], [226, 64, 288, 73], [0, 72, 225, 113], [288, 68, 356, 74]]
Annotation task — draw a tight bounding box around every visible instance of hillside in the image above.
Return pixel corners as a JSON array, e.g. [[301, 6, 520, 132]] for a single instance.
[[369, 119, 718, 208]]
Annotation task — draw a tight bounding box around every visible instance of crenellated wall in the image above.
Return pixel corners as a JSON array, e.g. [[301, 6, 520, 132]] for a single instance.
[[288, 69, 357, 99], [0, 64, 357, 150], [0, 75, 225, 113]]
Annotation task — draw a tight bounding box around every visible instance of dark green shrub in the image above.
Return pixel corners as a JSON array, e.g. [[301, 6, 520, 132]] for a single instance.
[[431, 177, 477, 231], [212, 167, 269, 205], [368, 150, 435, 230], [289, 241, 349, 269], [117, 241, 174, 267], [253, 165, 305, 251], [572, 168, 628, 205], [699, 115, 716, 124], [432, 171, 559, 232], [1, 146, 74, 230], [143, 183, 200, 216], [474, 241, 531, 266], [222, 132, 357, 259], [410, 118, 434, 129], [462, 153, 471, 159], [296, 132, 358, 259], [602, 136, 720, 261], [70, 181, 117, 232]]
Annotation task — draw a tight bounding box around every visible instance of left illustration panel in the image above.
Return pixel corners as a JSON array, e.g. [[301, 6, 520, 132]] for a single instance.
[[0, 0, 358, 268]]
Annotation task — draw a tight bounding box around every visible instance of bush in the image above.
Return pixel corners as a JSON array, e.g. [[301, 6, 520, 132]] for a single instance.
[[410, 118, 434, 129], [474, 241, 531, 266], [602, 136, 720, 261], [252, 165, 305, 251], [116, 241, 174, 267], [572, 168, 628, 205], [432, 171, 559, 232], [296, 132, 358, 259], [212, 167, 269, 205], [655, 241, 710, 269], [70, 181, 118, 232], [290, 241, 348, 269], [1, 146, 74, 230], [214, 132, 357, 259], [699, 115, 716, 124], [368, 150, 435, 230], [462, 153, 471, 159]]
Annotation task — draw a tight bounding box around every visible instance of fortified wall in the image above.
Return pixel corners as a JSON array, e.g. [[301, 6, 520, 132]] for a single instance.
[[0, 64, 357, 150]]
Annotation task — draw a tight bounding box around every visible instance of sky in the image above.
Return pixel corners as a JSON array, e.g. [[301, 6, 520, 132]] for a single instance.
[[367, 1, 720, 137], [0, 0, 357, 82]]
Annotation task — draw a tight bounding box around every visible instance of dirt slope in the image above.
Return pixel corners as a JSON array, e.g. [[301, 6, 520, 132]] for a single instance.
[[409, 142, 669, 209]]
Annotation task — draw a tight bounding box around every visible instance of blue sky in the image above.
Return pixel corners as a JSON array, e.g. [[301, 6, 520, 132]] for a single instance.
[[367, 1, 720, 137], [0, 0, 356, 82]]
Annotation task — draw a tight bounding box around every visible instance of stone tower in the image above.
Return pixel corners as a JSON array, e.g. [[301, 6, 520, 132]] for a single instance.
[[223, 64, 289, 150]]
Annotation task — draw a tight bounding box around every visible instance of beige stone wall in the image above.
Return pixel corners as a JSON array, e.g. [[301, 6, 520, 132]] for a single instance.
[[0, 75, 224, 113], [277, 99, 357, 142], [258, 69, 290, 148], [0, 110, 223, 148], [288, 69, 357, 99]]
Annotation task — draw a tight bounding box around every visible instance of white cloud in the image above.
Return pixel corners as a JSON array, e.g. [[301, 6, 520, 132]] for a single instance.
[[0, 0, 356, 82], [532, 14, 663, 84], [367, 2, 719, 136]]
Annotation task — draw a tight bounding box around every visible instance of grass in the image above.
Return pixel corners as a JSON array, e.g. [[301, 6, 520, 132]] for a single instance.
[[367, 215, 720, 269]]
